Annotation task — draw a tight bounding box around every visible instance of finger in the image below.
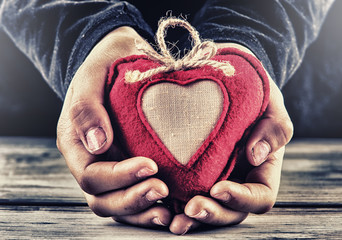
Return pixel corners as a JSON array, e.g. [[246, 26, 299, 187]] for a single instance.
[[79, 157, 159, 195], [61, 30, 124, 155], [184, 196, 248, 226], [211, 147, 285, 214], [58, 105, 160, 196], [84, 178, 169, 217], [60, 137, 159, 195], [58, 27, 155, 155], [113, 204, 172, 228], [246, 80, 293, 166], [169, 214, 201, 235]]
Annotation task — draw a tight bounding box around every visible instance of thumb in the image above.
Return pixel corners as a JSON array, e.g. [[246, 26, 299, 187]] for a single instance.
[[64, 57, 114, 155], [69, 100, 114, 155], [246, 80, 293, 166], [246, 116, 292, 166], [62, 27, 151, 155]]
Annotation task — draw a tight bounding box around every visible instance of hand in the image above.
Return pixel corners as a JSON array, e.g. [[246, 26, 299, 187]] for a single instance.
[[169, 147, 285, 235], [167, 43, 293, 235], [56, 27, 172, 228]]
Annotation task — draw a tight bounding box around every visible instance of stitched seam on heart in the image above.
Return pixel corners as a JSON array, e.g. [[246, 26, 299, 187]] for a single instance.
[[107, 55, 162, 93], [215, 48, 270, 116], [137, 77, 230, 170], [213, 49, 270, 183]]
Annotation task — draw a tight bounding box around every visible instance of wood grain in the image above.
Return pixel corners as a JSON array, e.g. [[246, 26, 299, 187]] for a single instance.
[[278, 139, 342, 205], [0, 137, 83, 204], [0, 206, 341, 239]]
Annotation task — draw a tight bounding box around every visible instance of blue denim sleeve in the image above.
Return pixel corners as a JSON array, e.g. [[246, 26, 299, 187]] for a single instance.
[[193, 0, 335, 88], [0, 0, 153, 99]]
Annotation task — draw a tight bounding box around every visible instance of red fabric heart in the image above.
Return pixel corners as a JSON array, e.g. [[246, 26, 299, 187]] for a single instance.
[[106, 48, 270, 212]]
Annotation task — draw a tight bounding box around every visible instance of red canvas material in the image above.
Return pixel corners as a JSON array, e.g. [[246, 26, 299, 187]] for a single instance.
[[106, 48, 270, 212]]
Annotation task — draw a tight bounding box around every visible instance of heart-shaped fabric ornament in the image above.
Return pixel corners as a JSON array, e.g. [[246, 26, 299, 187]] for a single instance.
[[106, 18, 270, 212]]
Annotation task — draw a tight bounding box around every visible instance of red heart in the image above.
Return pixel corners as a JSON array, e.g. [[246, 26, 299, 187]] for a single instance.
[[106, 48, 269, 212]]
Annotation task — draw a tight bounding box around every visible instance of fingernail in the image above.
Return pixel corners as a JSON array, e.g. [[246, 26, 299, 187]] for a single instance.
[[136, 167, 155, 179], [252, 140, 271, 166], [181, 225, 192, 236], [145, 189, 165, 202], [213, 191, 231, 203], [188, 209, 209, 219], [86, 127, 107, 152], [152, 217, 167, 226]]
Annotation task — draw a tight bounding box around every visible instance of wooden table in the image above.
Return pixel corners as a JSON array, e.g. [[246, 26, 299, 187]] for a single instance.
[[0, 137, 341, 239]]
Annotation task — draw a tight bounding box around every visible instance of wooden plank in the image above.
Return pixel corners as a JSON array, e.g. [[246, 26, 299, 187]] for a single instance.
[[1, 137, 342, 205], [0, 137, 84, 204], [278, 139, 342, 205], [0, 206, 341, 239]]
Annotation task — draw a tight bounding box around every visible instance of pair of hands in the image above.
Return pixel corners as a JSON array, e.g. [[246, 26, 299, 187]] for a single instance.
[[57, 27, 293, 235]]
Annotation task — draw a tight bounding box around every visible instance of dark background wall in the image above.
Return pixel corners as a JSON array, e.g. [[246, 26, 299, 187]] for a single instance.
[[282, 1, 342, 138], [0, 32, 62, 137], [0, 2, 341, 138]]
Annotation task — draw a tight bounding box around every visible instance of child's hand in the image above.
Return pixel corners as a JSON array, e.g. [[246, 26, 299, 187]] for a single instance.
[[168, 43, 293, 235], [57, 27, 172, 228], [169, 147, 285, 235]]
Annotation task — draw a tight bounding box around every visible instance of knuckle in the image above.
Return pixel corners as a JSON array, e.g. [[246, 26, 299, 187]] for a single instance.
[[68, 100, 106, 138], [56, 137, 62, 152], [112, 216, 125, 224], [277, 120, 293, 146], [256, 199, 275, 214], [68, 100, 103, 137], [191, 195, 206, 205], [235, 198, 253, 213], [255, 189, 277, 214], [120, 180, 167, 214], [233, 212, 249, 225], [136, 156, 155, 166], [87, 198, 107, 217], [283, 118, 294, 143], [144, 178, 163, 188], [78, 174, 96, 195], [118, 189, 151, 214], [121, 194, 149, 214], [144, 178, 169, 196], [150, 206, 170, 218], [69, 100, 91, 125], [128, 157, 155, 173], [56, 119, 68, 152], [272, 117, 294, 147], [56, 120, 75, 156], [238, 184, 275, 214], [55, 138, 67, 160]]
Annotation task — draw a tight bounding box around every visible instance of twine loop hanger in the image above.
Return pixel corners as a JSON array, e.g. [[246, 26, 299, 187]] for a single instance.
[[125, 17, 235, 83]]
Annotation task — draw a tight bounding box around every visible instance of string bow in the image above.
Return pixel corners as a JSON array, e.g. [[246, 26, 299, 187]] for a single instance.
[[125, 18, 235, 83]]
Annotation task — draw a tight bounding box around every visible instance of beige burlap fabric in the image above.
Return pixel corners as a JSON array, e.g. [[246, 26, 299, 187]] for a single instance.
[[142, 80, 223, 165]]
